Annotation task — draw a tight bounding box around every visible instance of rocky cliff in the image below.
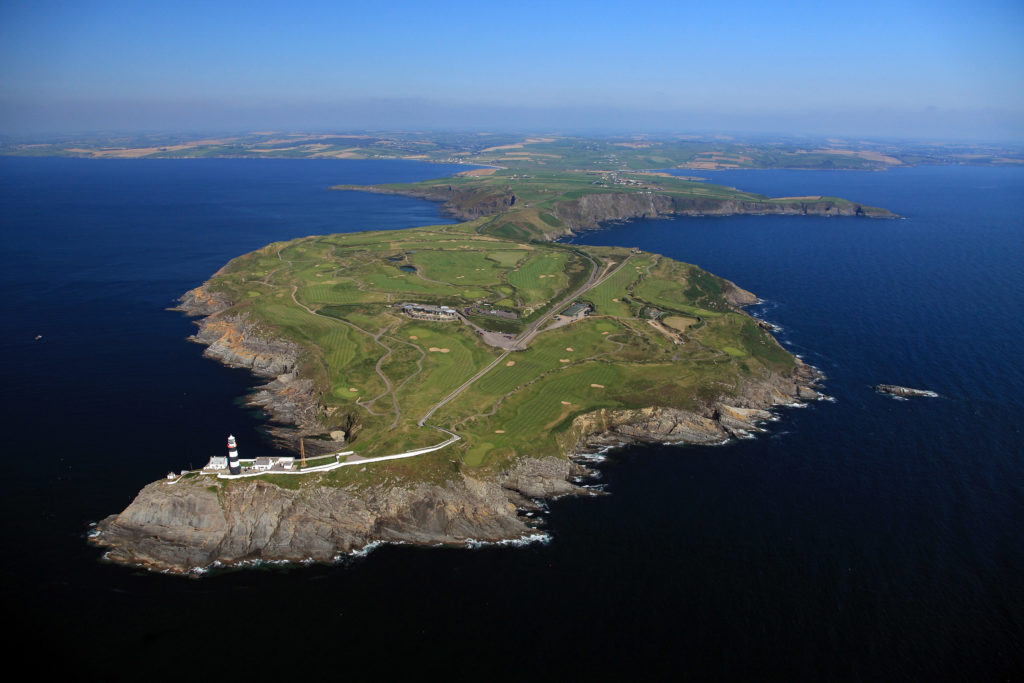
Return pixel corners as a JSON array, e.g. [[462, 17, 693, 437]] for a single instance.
[[551, 193, 892, 234], [93, 456, 583, 574], [563, 359, 823, 453], [176, 288, 327, 440], [94, 199, 830, 574], [337, 184, 517, 221], [92, 321, 823, 574], [339, 185, 894, 239]]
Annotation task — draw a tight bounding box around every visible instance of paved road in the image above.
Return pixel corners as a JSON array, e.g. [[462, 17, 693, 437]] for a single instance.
[[418, 252, 633, 425], [418, 349, 511, 426], [284, 246, 633, 455], [512, 252, 631, 350]]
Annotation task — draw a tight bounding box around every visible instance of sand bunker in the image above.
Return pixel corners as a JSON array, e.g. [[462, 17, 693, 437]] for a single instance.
[[559, 358, 570, 363], [349, 387, 358, 392], [561, 401, 572, 405], [494, 429, 505, 434], [409, 335, 418, 340], [602, 331, 609, 335], [428, 347, 451, 353], [565, 347, 574, 351], [591, 383, 605, 388], [506, 360, 516, 366]]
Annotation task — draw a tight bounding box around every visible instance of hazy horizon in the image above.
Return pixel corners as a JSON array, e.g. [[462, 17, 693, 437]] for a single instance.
[[2, 0, 1022, 142]]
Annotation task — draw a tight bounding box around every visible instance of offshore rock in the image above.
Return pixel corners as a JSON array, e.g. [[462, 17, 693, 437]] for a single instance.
[[874, 384, 939, 398]]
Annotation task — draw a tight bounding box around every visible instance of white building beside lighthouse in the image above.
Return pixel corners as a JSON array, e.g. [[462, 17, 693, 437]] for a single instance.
[[203, 456, 228, 471]]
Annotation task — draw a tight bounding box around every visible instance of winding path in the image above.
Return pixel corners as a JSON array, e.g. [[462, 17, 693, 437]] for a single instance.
[[278, 241, 635, 462], [418, 253, 633, 426], [289, 285, 403, 425]]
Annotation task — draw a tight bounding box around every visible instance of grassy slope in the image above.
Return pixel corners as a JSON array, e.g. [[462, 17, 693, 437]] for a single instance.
[[334, 167, 894, 241], [206, 226, 794, 475]]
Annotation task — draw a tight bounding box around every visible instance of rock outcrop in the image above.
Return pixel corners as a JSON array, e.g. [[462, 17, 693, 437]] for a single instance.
[[95, 197, 832, 574], [337, 185, 517, 221], [565, 360, 823, 453], [92, 339, 823, 573], [93, 457, 582, 573], [177, 287, 327, 440], [339, 185, 895, 241], [874, 384, 939, 398], [551, 193, 893, 235]]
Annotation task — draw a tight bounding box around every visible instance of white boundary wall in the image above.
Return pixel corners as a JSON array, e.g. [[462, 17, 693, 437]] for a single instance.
[[211, 432, 461, 480]]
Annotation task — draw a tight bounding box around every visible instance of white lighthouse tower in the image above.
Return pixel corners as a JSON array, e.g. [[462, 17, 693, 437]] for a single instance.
[[227, 435, 241, 475]]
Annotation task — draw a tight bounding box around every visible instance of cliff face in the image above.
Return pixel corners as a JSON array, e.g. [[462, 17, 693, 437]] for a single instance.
[[337, 185, 892, 242], [93, 457, 582, 573], [551, 192, 892, 234], [93, 366, 822, 574], [177, 287, 327, 437], [93, 322, 824, 573], [341, 185, 516, 221], [564, 360, 823, 453], [99, 204, 831, 574]]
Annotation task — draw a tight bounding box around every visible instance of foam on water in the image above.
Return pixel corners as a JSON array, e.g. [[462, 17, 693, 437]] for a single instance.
[[465, 533, 552, 549]]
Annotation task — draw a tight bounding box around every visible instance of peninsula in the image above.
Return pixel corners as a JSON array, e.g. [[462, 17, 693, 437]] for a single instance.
[[92, 158, 890, 574]]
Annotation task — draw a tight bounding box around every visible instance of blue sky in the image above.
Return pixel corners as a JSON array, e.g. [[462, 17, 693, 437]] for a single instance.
[[1, 0, 1022, 139]]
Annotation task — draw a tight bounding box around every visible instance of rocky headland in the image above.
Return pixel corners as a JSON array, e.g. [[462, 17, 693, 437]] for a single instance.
[[338, 185, 895, 241], [93, 181, 837, 574], [94, 456, 582, 573], [94, 281, 824, 574]]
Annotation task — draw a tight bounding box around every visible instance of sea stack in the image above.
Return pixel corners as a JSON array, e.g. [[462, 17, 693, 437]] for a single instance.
[[227, 435, 241, 474]]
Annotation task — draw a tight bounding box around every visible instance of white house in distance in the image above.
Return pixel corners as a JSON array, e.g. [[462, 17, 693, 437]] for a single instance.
[[252, 456, 296, 472]]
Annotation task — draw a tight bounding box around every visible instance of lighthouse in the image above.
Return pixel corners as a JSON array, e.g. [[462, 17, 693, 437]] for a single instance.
[[227, 435, 241, 475]]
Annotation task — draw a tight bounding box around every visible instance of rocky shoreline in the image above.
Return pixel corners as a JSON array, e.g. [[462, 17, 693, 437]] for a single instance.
[[92, 455, 588, 574], [337, 185, 896, 241], [92, 204, 829, 575], [92, 284, 824, 574]]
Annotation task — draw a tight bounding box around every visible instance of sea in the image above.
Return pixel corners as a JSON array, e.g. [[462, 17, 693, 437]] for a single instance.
[[1, 158, 1021, 680]]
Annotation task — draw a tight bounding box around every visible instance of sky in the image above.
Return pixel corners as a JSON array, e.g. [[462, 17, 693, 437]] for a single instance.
[[1, 0, 1022, 140]]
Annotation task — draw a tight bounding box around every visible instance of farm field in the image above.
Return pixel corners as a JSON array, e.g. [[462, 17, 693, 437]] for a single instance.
[[13, 131, 1019, 172], [336, 164, 895, 241]]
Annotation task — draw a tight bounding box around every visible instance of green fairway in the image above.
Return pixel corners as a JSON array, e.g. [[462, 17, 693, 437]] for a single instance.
[[175, 132, 875, 482], [202, 222, 798, 472]]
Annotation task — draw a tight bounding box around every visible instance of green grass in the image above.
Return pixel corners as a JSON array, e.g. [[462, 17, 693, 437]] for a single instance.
[[586, 256, 651, 317], [487, 249, 529, 267], [507, 250, 570, 310], [197, 171, 808, 478]]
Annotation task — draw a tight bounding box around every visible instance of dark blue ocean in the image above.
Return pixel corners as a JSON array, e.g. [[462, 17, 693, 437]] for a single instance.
[[1, 158, 1021, 680]]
